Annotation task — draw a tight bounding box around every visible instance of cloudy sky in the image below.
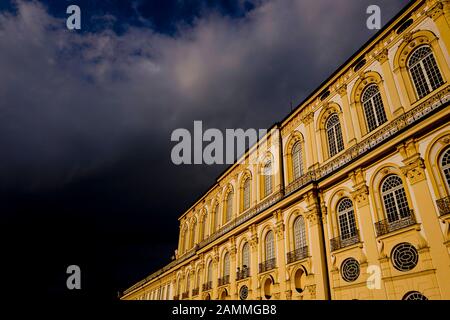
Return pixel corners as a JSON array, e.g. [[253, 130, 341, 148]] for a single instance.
[[0, 0, 407, 300]]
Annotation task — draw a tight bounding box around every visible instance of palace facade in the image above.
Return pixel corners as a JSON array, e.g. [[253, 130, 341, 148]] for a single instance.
[[121, 0, 450, 300]]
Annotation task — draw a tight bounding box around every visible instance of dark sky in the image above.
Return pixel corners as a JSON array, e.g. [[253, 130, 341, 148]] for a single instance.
[[0, 0, 407, 301]]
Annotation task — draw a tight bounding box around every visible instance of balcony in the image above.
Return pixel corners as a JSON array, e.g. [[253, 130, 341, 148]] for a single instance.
[[236, 267, 250, 280], [259, 258, 276, 273], [192, 288, 199, 296], [202, 281, 212, 291], [181, 292, 189, 299], [374, 210, 416, 237], [218, 275, 230, 286], [436, 196, 450, 216], [286, 246, 308, 263], [330, 232, 360, 252]]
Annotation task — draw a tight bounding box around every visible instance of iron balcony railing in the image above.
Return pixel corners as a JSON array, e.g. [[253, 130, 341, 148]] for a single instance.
[[374, 210, 416, 237], [202, 281, 212, 291], [218, 275, 230, 286], [330, 232, 360, 252], [286, 246, 308, 264], [192, 288, 199, 296], [436, 196, 450, 216], [236, 267, 250, 280], [259, 258, 276, 273], [181, 292, 189, 299]]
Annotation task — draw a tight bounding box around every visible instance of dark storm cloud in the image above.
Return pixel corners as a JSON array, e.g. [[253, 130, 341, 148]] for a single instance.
[[0, 0, 406, 297]]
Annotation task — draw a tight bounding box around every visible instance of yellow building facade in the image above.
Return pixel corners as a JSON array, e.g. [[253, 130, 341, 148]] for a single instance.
[[121, 0, 450, 301]]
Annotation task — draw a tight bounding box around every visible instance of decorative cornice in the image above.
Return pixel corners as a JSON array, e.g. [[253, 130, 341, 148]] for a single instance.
[[375, 48, 389, 64]]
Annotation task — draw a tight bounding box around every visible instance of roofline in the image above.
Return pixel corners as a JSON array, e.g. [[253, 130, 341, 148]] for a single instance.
[[177, 0, 421, 221]]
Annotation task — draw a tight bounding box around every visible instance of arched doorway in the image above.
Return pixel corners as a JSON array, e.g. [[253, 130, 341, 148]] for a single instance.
[[263, 276, 273, 300]]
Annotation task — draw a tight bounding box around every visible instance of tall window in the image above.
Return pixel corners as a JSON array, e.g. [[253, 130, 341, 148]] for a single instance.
[[408, 45, 444, 99], [265, 231, 275, 261], [293, 216, 307, 250], [186, 275, 190, 293], [202, 213, 208, 240], [196, 272, 200, 289], [337, 198, 357, 239], [183, 227, 188, 253], [223, 252, 230, 277], [242, 242, 250, 268], [243, 177, 251, 210], [441, 147, 450, 193], [326, 113, 345, 157], [214, 203, 220, 231], [207, 261, 213, 283], [362, 84, 387, 132], [226, 191, 233, 223], [292, 142, 303, 180], [381, 175, 411, 222], [264, 161, 273, 197], [191, 220, 197, 248]]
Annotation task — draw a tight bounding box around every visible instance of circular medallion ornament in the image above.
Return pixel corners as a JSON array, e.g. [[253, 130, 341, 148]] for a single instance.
[[340, 258, 360, 282], [239, 285, 249, 300], [391, 242, 418, 272]]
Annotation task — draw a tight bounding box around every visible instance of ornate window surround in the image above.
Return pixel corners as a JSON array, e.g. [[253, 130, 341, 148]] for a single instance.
[[350, 71, 393, 136], [393, 30, 450, 107], [285, 131, 307, 184]]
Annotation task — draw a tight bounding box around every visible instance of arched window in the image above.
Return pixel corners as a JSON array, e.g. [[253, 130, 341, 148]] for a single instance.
[[293, 216, 307, 250], [226, 191, 233, 223], [214, 203, 220, 231], [202, 213, 208, 240], [381, 175, 411, 222], [207, 261, 213, 283], [326, 113, 344, 157], [186, 274, 190, 293], [183, 227, 189, 253], [408, 45, 444, 99], [191, 220, 197, 248], [265, 231, 275, 261], [242, 242, 250, 268], [292, 142, 303, 180], [337, 198, 357, 239], [441, 147, 450, 193], [362, 84, 387, 132], [223, 252, 230, 277], [263, 161, 273, 197], [177, 278, 182, 295], [196, 272, 201, 289], [243, 177, 251, 210]]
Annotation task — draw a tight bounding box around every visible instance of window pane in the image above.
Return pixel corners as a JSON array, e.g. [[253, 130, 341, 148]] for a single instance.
[[362, 84, 387, 132], [408, 46, 444, 99], [226, 191, 233, 222], [265, 231, 275, 260], [264, 162, 273, 196], [292, 142, 303, 180], [243, 178, 251, 210], [242, 243, 250, 267], [294, 216, 306, 249], [326, 114, 344, 157], [442, 148, 450, 192], [337, 198, 357, 239], [381, 175, 410, 222]]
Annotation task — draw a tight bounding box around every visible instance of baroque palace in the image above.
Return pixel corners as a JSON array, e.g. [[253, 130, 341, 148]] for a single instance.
[[122, 0, 450, 300]]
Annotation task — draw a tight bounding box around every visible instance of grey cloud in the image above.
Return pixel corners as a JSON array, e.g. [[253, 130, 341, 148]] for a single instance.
[[0, 0, 405, 190]]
